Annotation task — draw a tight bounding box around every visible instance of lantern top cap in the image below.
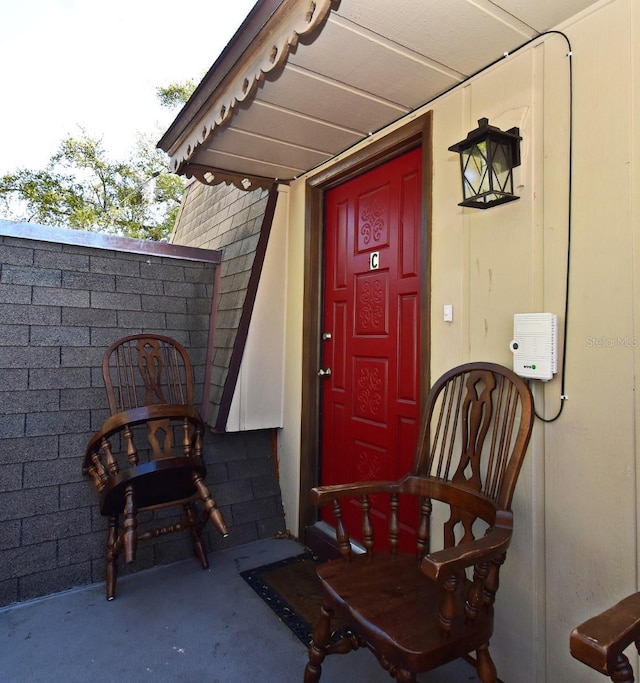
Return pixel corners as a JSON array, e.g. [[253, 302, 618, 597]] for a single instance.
[[448, 117, 522, 153]]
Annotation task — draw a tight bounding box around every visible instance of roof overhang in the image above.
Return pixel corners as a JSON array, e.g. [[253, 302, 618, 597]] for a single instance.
[[158, 0, 600, 191]]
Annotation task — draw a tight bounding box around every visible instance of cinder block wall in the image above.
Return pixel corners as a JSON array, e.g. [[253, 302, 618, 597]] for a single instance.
[[0, 224, 285, 607]]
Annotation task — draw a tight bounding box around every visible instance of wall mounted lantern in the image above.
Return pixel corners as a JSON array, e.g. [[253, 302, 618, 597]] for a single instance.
[[448, 117, 522, 209]]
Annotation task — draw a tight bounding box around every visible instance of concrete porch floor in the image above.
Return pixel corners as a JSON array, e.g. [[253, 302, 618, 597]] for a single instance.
[[0, 538, 481, 682]]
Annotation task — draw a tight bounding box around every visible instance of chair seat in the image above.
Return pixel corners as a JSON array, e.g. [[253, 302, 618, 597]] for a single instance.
[[318, 553, 493, 672], [99, 457, 207, 516]]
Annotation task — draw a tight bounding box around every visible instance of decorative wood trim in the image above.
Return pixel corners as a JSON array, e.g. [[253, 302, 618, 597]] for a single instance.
[[166, 0, 338, 174], [298, 111, 434, 538], [213, 187, 280, 432], [183, 164, 277, 193]]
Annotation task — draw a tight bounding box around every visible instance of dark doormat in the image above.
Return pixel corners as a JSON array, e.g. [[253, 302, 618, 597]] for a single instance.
[[240, 552, 349, 647]]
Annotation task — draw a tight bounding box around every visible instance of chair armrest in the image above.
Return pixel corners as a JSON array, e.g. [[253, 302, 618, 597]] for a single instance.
[[83, 404, 203, 472], [420, 509, 513, 580], [310, 480, 401, 507], [570, 592, 640, 675]]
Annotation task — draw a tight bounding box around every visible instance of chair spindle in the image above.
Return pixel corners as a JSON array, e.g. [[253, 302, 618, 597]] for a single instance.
[[416, 497, 432, 559], [332, 499, 351, 559], [361, 494, 374, 553], [389, 493, 399, 554]]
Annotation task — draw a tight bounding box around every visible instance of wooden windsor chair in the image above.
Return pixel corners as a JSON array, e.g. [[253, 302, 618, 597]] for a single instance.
[[304, 362, 534, 683], [83, 334, 228, 600]]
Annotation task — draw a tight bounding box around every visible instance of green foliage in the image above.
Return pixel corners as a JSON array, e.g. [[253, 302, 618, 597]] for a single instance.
[[0, 80, 197, 241], [156, 80, 197, 109]]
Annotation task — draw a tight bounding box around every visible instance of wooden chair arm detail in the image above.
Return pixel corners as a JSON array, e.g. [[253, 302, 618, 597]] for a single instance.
[[310, 480, 400, 507], [570, 592, 640, 676], [421, 510, 513, 581], [83, 404, 203, 473], [312, 476, 501, 520]]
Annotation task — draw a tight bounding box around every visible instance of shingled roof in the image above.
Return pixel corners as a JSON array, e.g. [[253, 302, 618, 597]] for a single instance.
[[170, 179, 277, 430]]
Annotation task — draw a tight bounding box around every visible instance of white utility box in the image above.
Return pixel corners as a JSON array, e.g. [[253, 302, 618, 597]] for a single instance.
[[509, 313, 558, 381]]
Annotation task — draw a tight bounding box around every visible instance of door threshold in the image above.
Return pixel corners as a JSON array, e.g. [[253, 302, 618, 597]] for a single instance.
[[304, 521, 366, 561]]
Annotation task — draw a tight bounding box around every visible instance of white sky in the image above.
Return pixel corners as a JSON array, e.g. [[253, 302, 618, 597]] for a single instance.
[[0, 0, 258, 173]]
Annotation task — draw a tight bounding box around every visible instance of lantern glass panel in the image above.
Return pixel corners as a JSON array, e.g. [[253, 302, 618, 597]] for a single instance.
[[489, 139, 513, 194], [461, 141, 489, 200]]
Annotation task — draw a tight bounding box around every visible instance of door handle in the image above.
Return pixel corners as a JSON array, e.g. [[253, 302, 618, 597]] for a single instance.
[[318, 368, 332, 377]]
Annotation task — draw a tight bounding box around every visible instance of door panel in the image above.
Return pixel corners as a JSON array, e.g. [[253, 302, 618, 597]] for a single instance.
[[321, 147, 423, 547]]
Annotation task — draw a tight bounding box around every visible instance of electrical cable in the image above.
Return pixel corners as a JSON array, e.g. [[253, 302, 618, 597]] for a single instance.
[[525, 32, 573, 423]]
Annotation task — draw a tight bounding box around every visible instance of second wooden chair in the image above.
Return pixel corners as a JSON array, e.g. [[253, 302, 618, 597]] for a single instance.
[[304, 362, 534, 683], [83, 334, 229, 600]]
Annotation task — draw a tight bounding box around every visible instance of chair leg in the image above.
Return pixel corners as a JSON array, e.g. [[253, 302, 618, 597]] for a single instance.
[[476, 643, 497, 683], [105, 515, 120, 601], [184, 503, 209, 569], [192, 472, 229, 537], [123, 484, 137, 564], [304, 604, 334, 682]]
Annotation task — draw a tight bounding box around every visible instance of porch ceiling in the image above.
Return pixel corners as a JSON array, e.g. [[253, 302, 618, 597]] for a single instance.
[[158, 0, 598, 190]]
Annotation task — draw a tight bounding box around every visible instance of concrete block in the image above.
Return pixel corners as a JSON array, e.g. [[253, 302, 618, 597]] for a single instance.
[[18, 561, 92, 603], [23, 456, 86, 488], [0, 464, 22, 493], [0, 389, 59, 415], [58, 532, 104, 565], [0, 284, 31, 304], [22, 509, 91, 545], [210, 478, 253, 507], [30, 325, 90, 347], [60, 346, 103, 368], [0, 541, 57, 581], [231, 497, 280, 525], [60, 387, 105, 410], [116, 275, 164, 295], [90, 255, 141, 276], [62, 271, 116, 292], [0, 243, 34, 266], [25, 409, 90, 438], [60, 481, 95, 512], [141, 294, 189, 313], [0, 435, 59, 464], [228, 456, 275, 481], [29, 367, 91, 390], [0, 578, 18, 607], [91, 291, 141, 310], [2, 265, 61, 287], [0, 303, 61, 325], [251, 475, 282, 500], [33, 287, 89, 308], [117, 310, 166, 328], [163, 280, 209, 298], [141, 262, 185, 282], [0, 520, 21, 550], [35, 250, 89, 272], [1, 346, 59, 370], [62, 307, 117, 327], [0, 368, 28, 391], [0, 324, 28, 346]]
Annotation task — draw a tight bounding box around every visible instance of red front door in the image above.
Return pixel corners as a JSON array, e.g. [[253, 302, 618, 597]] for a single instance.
[[320, 147, 423, 545]]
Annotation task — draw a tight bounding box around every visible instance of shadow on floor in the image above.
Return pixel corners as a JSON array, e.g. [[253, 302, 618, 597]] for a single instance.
[[0, 538, 480, 682]]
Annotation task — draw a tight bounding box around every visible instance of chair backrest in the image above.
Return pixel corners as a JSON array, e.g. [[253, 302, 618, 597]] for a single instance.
[[413, 362, 534, 547], [102, 334, 195, 415]]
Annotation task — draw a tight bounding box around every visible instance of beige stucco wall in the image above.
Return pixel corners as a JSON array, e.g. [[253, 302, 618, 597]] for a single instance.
[[278, 0, 639, 680]]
